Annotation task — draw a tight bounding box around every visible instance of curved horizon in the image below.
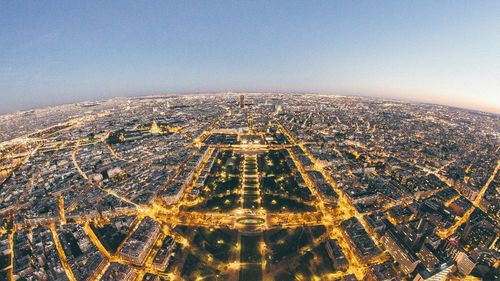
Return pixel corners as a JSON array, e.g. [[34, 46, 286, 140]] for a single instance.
[[1, 1, 499, 114], [1, 91, 498, 116]]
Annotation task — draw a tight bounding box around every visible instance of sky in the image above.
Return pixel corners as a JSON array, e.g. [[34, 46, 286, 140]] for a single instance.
[[1, 1, 500, 114]]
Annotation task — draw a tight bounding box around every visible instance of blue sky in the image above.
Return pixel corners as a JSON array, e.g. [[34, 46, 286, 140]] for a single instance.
[[1, 1, 499, 113]]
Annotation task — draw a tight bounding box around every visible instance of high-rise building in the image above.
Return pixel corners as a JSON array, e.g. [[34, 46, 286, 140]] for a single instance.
[[441, 236, 460, 260], [381, 229, 420, 275], [455, 252, 476, 276], [417, 244, 440, 271], [413, 264, 454, 281], [239, 94, 245, 108]]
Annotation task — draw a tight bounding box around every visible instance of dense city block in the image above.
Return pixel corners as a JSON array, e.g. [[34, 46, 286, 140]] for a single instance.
[[0, 93, 498, 280]]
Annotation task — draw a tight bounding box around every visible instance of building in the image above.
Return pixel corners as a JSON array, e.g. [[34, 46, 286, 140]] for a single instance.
[[440, 237, 460, 260], [341, 217, 380, 263], [120, 217, 161, 266], [161, 177, 191, 205], [381, 229, 420, 275], [153, 236, 176, 271], [149, 120, 163, 135], [325, 239, 348, 271], [455, 252, 476, 276], [100, 262, 136, 281], [413, 263, 454, 281], [363, 262, 399, 281], [343, 275, 358, 281], [239, 94, 245, 108], [307, 170, 339, 205], [416, 244, 440, 271]]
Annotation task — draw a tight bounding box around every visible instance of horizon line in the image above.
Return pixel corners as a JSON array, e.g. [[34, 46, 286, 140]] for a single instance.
[[1, 91, 498, 117]]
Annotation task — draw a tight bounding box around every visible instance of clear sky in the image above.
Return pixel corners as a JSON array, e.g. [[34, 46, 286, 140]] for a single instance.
[[1, 1, 499, 114]]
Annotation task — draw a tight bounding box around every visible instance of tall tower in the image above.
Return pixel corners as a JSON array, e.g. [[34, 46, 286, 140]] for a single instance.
[[239, 94, 245, 108]]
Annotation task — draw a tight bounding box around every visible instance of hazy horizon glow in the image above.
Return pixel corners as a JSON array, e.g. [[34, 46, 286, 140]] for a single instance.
[[1, 1, 500, 114]]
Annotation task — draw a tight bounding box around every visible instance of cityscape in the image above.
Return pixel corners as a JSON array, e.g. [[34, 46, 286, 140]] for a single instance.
[[0, 93, 498, 281]]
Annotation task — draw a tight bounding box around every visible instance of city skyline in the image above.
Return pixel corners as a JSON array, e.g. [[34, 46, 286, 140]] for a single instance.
[[1, 1, 500, 114]]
